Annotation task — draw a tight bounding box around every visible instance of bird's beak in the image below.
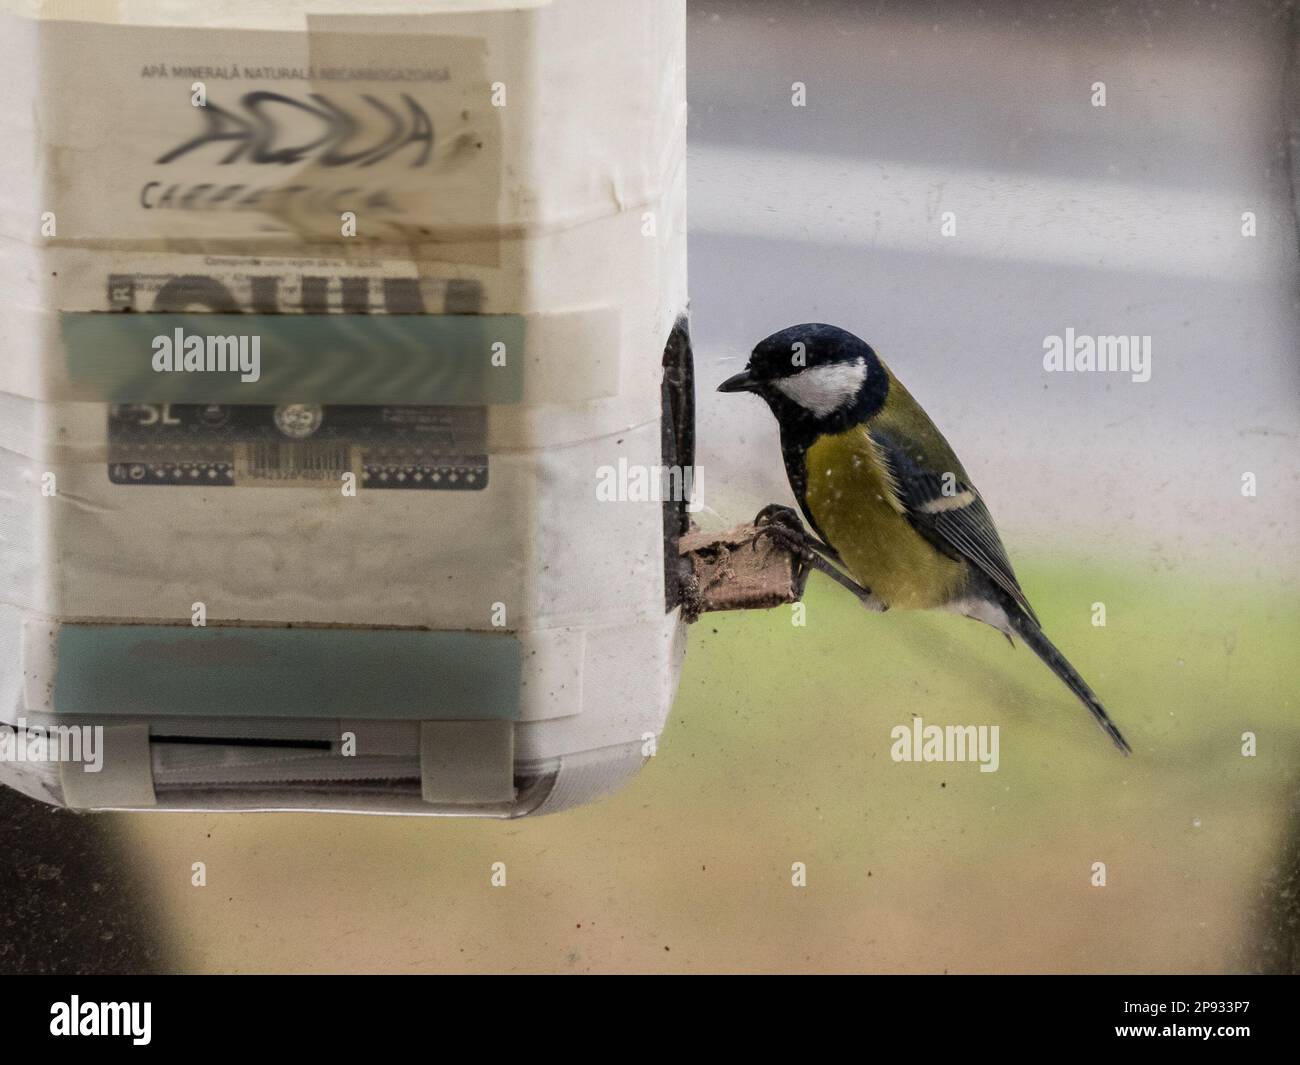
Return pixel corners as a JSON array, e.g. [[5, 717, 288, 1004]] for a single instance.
[[717, 369, 758, 394]]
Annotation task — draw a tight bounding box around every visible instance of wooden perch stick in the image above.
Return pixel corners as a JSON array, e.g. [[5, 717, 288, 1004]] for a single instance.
[[677, 521, 807, 621]]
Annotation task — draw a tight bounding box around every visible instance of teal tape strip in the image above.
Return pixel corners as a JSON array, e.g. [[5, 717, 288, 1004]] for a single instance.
[[52, 625, 520, 719], [61, 313, 524, 404]]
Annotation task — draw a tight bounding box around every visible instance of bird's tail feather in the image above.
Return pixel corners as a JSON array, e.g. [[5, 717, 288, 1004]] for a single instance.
[[1007, 610, 1132, 755]]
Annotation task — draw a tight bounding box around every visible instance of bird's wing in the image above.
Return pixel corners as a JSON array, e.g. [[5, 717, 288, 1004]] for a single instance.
[[869, 424, 1039, 626]]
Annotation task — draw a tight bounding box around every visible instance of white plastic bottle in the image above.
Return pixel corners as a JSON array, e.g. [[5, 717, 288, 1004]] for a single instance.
[[0, 0, 691, 814]]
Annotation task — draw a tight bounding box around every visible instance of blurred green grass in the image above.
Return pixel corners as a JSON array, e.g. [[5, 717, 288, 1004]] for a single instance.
[[679, 555, 1300, 797], [118, 558, 1300, 973]]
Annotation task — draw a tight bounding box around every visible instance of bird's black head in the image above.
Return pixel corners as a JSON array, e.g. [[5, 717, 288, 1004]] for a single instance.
[[717, 323, 888, 436]]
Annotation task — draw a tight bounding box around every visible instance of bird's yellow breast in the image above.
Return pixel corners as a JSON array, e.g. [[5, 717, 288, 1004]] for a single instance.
[[802, 427, 967, 610]]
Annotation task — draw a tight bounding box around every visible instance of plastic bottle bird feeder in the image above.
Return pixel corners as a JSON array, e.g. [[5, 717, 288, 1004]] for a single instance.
[[0, 0, 702, 815]]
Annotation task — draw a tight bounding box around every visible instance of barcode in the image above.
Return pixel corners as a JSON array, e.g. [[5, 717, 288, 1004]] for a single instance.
[[108, 404, 489, 490], [236, 442, 355, 483]]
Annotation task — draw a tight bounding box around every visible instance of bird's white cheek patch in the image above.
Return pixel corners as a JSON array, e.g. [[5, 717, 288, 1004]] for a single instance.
[[772, 358, 868, 416]]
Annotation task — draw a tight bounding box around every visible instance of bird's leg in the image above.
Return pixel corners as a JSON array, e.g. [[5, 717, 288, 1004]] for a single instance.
[[758, 523, 884, 610], [753, 504, 844, 564], [751, 505, 887, 612]]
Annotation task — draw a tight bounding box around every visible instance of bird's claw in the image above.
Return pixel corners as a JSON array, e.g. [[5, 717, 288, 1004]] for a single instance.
[[753, 503, 804, 530], [752, 519, 815, 562], [751, 504, 808, 554]]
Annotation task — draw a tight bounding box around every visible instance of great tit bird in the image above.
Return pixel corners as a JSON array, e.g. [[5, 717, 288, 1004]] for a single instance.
[[718, 322, 1130, 754]]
